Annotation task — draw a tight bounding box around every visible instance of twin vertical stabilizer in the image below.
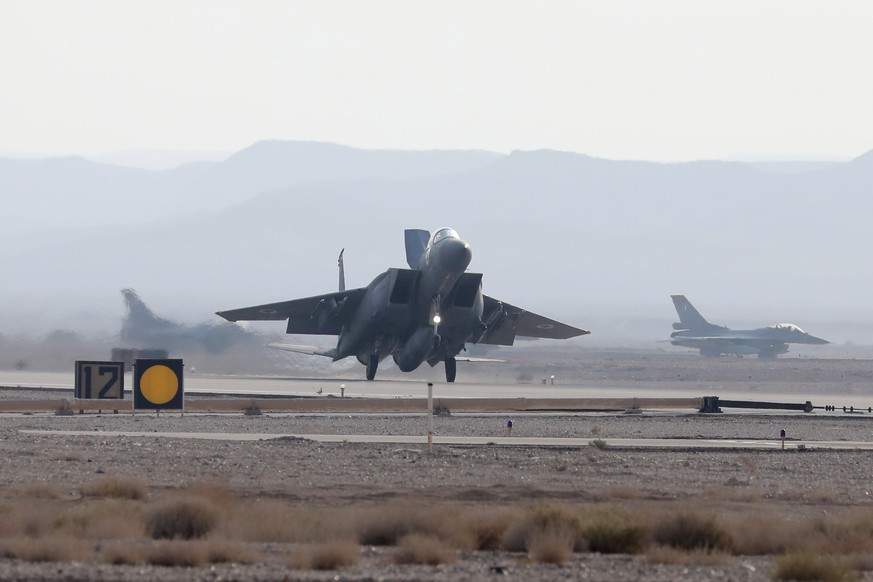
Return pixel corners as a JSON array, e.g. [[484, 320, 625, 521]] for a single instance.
[[404, 229, 430, 270]]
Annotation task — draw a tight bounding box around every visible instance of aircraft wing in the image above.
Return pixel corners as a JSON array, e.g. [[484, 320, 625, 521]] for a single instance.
[[216, 288, 367, 336], [477, 295, 589, 346]]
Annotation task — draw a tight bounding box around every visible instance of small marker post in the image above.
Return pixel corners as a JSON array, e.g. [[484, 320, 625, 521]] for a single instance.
[[427, 382, 434, 453], [780, 429, 786, 450], [507, 419, 513, 437]]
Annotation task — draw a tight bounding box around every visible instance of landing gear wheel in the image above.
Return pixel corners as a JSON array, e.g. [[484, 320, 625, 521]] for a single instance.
[[366, 355, 378, 381], [445, 356, 457, 383]]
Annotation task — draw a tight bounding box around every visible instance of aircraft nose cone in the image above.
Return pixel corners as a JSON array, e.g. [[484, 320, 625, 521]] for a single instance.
[[438, 238, 472, 273], [810, 335, 830, 345]]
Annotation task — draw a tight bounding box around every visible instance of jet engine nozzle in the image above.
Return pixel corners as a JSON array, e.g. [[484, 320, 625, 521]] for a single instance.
[[437, 238, 472, 273]]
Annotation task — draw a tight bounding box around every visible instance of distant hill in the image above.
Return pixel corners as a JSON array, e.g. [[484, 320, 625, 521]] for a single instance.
[[1, 142, 872, 345], [84, 148, 233, 170], [0, 141, 502, 234]]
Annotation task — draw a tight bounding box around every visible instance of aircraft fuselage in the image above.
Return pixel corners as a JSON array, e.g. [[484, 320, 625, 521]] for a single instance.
[[337, 232, 479, 374], [669, 295, 828, 358]]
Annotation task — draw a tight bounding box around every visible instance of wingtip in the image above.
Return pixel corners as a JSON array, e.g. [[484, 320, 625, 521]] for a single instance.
[[215, 310, 235, 322]]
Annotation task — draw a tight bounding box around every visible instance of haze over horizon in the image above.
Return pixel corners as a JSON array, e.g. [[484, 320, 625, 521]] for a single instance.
[[1, 139, 871, 353], [1, 2, 871, 356], [2, 1, 872, 161]]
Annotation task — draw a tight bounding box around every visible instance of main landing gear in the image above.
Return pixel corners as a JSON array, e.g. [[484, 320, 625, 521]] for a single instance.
[[445, 356, 456, 383], [366, 354, 378, 381]]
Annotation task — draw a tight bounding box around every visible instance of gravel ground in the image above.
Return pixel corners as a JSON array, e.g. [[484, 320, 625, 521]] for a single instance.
[[3, 404, 873, 580]]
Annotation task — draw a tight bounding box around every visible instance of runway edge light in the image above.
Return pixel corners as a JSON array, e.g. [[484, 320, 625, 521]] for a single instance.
[[133, 359, 184, 412]]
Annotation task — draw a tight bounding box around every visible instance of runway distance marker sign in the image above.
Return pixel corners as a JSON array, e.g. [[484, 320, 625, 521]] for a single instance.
[[74, 361, 124, 399]]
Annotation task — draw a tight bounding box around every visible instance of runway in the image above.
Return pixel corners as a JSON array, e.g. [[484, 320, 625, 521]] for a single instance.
[[19, 429, 873, 450], [1, 370, 868, 410]]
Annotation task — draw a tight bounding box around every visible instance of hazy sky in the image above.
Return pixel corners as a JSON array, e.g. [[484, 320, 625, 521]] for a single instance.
[[2, 0, 872, 161]]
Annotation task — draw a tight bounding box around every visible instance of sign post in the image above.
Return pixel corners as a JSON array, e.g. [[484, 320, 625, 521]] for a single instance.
[[427, 382, 433, 453]]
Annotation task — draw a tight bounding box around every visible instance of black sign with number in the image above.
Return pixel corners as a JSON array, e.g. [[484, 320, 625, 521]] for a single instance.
[[75, 361, 124, 399]]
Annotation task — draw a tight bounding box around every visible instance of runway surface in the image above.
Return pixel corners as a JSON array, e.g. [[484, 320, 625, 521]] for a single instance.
[[20, 429, 873, 450], [1, 370, 867, 410]]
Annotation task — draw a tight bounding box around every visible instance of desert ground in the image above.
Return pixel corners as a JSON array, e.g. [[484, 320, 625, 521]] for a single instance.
[[2, 348, 873, 580]]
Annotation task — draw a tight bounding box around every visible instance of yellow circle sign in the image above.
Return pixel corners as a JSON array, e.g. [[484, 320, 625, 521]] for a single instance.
[[140, 364, 179, 405]]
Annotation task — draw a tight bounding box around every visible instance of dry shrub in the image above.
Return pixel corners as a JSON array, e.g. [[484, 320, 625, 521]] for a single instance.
[[220, 499, 301, 543], [424, 505, 505, 550], [393, 534, 457, 565], [808, 510, 873, 554], [290, 540, 360, 570], [101, 541, 145, 565], [15, 483, 67, 500], [589, 439, 608, 450], [203, 540, 261, 564], [772, 552, 857, 582], [850, 554, 873, 572], [646, 546, 731, 566], [221, 500, 349, 544], [465, 508, 518, 551], [53, 499, 145, 539], [646, 545, 688, 565], [804, 488, 840, 503], [79, 476, 148, 500], [355, 505, 416, 546], [583, 517, 647, 554], [145, 540, 209, 567], [502, 503, 581, 553], [0, 502, 59, 538], [110, 539, 258, 566], [50, 452, 84, 462], [223, 500, 502, 550], [145, 497, 218, 540], [353, 503, 473, 548], [185, 482, 238, 510], [526, 527, 574, 564], [723, 513, 807, 556], [653, 512, 732, 552], [739, 454, 758, 475], [0, 536, 90, 562], [606, 485, 643, 500]]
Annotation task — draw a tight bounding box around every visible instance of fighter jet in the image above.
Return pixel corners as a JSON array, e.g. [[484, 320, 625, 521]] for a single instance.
[[669, 295, 829, 358], [120, 288, 253, 354], [216, 228, 589, 381]]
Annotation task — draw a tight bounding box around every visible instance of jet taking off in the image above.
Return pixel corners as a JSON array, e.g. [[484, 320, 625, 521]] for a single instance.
[[217, 228, 589, 381], [669, 295, 828, 358]]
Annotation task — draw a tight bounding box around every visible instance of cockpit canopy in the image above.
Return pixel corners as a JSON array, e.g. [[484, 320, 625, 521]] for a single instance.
[[769, 323, 805, 333], [429, 227, 460, 247]]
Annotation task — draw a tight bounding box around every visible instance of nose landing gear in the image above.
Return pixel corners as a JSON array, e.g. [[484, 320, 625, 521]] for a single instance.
[[366, 354, 378, 381], [445, 356, 456, 383]]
